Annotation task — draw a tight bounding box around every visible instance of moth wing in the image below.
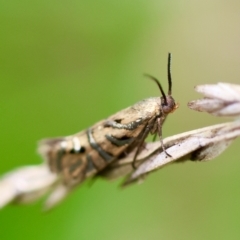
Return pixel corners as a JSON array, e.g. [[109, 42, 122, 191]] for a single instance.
[[38, 137, 88, 186]]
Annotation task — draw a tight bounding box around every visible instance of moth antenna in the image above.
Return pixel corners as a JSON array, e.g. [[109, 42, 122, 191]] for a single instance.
[[143, 74, 167, 104], [167, 52, 172, 96]]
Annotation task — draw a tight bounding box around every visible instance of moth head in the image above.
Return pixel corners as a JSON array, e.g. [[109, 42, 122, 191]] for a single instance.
[[161, 95, 178, 113], [144, 53, 178, 114]]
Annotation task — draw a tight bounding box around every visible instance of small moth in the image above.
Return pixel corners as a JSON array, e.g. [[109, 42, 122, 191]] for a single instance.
[[39, 53, 178, 187]]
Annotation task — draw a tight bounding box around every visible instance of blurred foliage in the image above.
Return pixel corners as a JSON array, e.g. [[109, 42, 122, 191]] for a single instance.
[[1, 1, 240, 240]]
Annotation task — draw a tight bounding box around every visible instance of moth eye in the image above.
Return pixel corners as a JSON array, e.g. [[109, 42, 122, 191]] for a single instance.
[[162, 101, 176, 113], [162, 105, 173, 113], [161, 96, 177, 114]]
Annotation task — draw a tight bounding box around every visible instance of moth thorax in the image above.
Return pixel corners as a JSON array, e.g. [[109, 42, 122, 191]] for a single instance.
[[161, 96, 177, 114]]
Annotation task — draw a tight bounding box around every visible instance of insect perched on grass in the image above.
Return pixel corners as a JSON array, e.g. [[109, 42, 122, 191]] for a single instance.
[[39, 53, 178, 187]]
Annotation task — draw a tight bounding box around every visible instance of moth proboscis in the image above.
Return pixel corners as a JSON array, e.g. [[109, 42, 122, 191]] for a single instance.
[[38, 53, 178, 187]]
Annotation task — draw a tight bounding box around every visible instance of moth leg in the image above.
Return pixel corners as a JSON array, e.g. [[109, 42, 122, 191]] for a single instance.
[[157, 117, 172, 157], [131, 121, 154, 169], [104, 118, 143, 130], [152, 133, 157, 142]]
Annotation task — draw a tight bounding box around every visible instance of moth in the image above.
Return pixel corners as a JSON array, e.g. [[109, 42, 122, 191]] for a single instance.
[[39, 53, 178, 187]]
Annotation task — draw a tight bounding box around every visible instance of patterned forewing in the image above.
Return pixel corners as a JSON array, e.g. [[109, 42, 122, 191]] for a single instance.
[[38, 97, 160, 186]]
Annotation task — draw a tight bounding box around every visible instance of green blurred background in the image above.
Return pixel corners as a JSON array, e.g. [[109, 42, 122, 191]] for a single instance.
[[1, 1, 240, 239]]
